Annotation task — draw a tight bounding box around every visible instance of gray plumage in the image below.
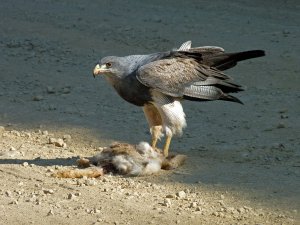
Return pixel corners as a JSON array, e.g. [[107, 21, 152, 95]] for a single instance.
[[93, 41, 265, 156]]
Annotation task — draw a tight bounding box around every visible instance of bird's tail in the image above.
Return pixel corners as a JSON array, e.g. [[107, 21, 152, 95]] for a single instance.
[[184, 94, 243, 104], [207, 50, 265, 71]]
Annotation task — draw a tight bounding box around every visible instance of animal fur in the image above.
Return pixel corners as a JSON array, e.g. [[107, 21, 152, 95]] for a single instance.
[[53, 142, 186, 178]]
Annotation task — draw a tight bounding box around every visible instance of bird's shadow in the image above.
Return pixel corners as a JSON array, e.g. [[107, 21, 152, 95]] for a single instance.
[[0, 157, 79, 167]]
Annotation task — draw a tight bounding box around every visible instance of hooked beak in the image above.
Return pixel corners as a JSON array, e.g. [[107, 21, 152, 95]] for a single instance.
[[93, 64, 110, 78]]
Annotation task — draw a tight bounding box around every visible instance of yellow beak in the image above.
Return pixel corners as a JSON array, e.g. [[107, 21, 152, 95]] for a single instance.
[[93, 64, 110, 77]]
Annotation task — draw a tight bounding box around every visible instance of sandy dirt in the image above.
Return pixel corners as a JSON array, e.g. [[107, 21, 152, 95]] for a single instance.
[[0, 0, 299, 224]]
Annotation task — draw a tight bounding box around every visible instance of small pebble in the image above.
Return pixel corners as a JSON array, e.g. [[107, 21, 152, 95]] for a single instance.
[[33, 95, 44, 101], [23, 162, 29, 167], [47, 209, 54, 216], [55, 138, 65, 147], [43, 189, 54, 194], [0, 126, 5, 133], [165, 194, 175, 198], [85, 179, 97, 186], [195, 206, 201, 211], [62, 87, 71, 94], [67, 193, 75, 199], [9, 200, 18, 205], [176, 191, 186, 198], [49, 138, 65, 147], [277, 123, 285, 129], [5, 191, 12, 197], [46, 86, 55, 94], [237, 207, 245, 214], [63, 134, 71, 141], [190, 202, 197, 208], [49, 137, 57, 144], [162, 199, 172, 207]]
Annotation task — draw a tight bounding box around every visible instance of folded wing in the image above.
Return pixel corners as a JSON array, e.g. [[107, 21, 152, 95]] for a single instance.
[[137, 51, 243, 103]]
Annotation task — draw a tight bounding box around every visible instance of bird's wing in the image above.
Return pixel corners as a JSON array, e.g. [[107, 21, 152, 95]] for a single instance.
[[189, 46, 225, 55], [136, 53, 232, 99], [177, 40, 224, 54], [177, 41, 192, 51]]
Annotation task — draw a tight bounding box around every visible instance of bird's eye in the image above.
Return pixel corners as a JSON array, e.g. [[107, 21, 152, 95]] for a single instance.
[[106, 62, 112, 68]]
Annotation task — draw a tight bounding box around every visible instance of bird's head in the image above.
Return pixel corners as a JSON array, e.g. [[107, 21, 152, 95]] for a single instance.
[[93, 56, 127, 78]]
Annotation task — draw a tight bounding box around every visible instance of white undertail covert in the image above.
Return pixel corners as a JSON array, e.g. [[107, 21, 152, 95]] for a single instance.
[[151, 90, 186, 137]]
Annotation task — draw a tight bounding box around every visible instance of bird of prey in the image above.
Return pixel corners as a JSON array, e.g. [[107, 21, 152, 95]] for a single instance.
[[93, 41, 265, 157]]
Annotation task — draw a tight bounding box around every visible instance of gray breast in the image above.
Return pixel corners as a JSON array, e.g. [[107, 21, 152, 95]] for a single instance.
[[113, 74, 152, 106]]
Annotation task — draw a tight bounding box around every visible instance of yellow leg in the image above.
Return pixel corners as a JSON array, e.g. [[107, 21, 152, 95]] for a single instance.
[[150, 125, 163, 149], [151, 137, 158, 148], [163, 135, 172, 157]]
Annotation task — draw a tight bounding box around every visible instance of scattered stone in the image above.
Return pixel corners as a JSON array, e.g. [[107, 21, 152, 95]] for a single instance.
[[9, 200, 18, 205], [243, 206, 252, 211], [217, 200, 225, 206], [102, 177, 109, 182], [162, 199, 172, 207], [190, 202, 197, 208], [49, 138, 66, 147], [237, 207, 245, 214], [0, 126, 5, 133], [280, 114, 288, 119], [42, 130, 49, 135], [46, 86, 55, 94], [63, 134, 71, 141], [9, 146, 16, 151], [176, 191, 186, 199], [47, 209, 54, 216], [49, 137, 57, 144], [195, 206, 201, 211], [46, 168, 54, 173], [5, 191, 12, 197], [43, 189, 54, 194], [212, 211, 219, 216], [282, 30, 290, 35], [220, 194, 225, 199], [55, 138, 65, 147], [165, 194, 175, 199], [85, 179, 97, 186], [86, 208, 92, 214], [22, 162, 29, 167], [93, 208, 101, 214], [62, 87, 71, 94], [67, 193, 75, 199], [23, 132, 31, 138], [33, 95, 44, 101], [48, 104, 57, 111], [276, 123, 285, 129], [278, 109, 288, 114], [11, 130, 20, 136]]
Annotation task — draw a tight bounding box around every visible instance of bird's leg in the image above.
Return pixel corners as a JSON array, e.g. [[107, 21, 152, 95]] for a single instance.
[[163, 135, 172, 157], [150, 125, 163, 148], [143, 104, 163, 150], [151, 138, 158, 148]]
